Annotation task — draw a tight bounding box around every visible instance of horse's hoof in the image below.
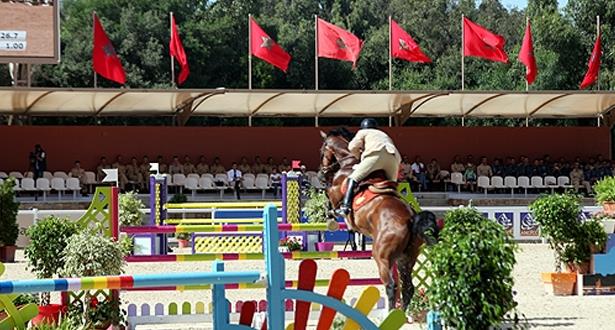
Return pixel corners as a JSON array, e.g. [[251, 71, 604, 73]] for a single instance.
[[327, 220, 340, 231]]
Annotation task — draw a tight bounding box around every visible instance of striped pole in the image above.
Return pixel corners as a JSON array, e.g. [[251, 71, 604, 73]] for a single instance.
[[121, 223, 349, 234], [126, 250, 372, 263]]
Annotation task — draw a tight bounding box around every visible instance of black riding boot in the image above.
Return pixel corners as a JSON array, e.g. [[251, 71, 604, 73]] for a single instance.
[[337, 179, 358, 216]]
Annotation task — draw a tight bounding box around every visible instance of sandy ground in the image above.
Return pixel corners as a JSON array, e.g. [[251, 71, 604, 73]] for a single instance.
[[2, 244, 614, 330]]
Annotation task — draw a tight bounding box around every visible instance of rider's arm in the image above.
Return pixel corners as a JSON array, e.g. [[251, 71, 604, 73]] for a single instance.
[[348, 130, 365, 156]]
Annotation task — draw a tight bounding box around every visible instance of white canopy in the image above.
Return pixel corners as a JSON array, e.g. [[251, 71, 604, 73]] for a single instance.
[[1, 88, 613, 123]]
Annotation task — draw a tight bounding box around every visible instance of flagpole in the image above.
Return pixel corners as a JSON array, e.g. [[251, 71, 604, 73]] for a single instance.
[[315, 14, 319, 91], [597, 15, 600, 91], [525, 16, 529, 92], [461, 14, 465, 91], [93, 11, 97, 88], [388, 16, 392, 91], [170, 12, 176, 87], [248, 14, 253, 90]]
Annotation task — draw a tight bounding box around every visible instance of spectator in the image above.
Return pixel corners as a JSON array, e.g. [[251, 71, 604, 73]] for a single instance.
[[196, 156, 209, 175], [140, 156, 151, 185], [411, 156, 427, 191], [270, 167, 282, 197], [210, 157, 226, 174], [464, 155, 474, 166], [127, 157, 144, 191], [400, 155, 412, 178], [252, 156, 265, 174], [33, 144, 47, 180], [239, 157, 252, 174], [559, 158, 571, 177], [530, 159, 541, 177], [278, 157, 291, 173], [427, 158, 443, 190], [112, 155, 128, 190], [492, 158, 504, 177], [502, 157, 517, 177], [169, 156, 184, 175], [538, 159, 548, 177], [464, 163, 477, 192], [518, 156, 532, 177], [69, 160, 87, 196], [265, 157, 276, 174], [450, 155, 465, 173], [96, 156, 111, 182], [227, 162, 243, 200], [551, 162, 562, 177], [183, 155, 196, 174], [156, 155, 168, 174], [570, 163, 592, 195], [476, 157, 493, 177]]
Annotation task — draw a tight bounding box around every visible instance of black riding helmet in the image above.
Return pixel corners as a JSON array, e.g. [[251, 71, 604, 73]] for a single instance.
[[360, 118, 378, 130]]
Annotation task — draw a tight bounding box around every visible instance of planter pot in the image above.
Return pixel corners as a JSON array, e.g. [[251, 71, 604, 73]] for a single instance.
[[411, 310, 427, 323], [315, 242, 335, 252], [603, 202, 615, 216], [177, 239, 189, 248], [591, 244, 605, 254], [566, 262, 590, 274], [31, 304, 63, 326], [541, 272, 577, 296], [602, 220, 615, 234], [0, 245, 17, 263], [278, 246, 289, 253]]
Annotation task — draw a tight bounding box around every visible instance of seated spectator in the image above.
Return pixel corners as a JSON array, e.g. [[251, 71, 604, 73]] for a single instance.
[[140, 156, 151, 184], [426, 158, 441, 182], [96, 156, 111, 182], [538, 159, 548, 177], [196, 156, 209, 175], [210, 157, 226, 174], [69, 160, 87, 195], [492, 158, 504, 177], [476, 157, 493, 177], [252, 156, 265, 174], [112, 155, 128, 190], [450, 155, 465, 173], [183, 155, 196, 174], [570, 163, 592, 194], [464, 155, 474, 166], [126, 157, 144, 190], [400, 155, 412, 178], [551, 162, 562, 177], [227, 162, 242, 200], [169, 156, 184, 175], [270, 167, 282, 197], [503, 157, 517, 177], [265, 157, 276, 174], [530, 159, 542, 177], [412, 156, 428, 191], [464, 163, 477, 192], [518, 156, 532, 177], [278, 157, 291, 173], [560, 160, 571, 177], [156, 155, 168, 174], [239, 156, 252, 174]]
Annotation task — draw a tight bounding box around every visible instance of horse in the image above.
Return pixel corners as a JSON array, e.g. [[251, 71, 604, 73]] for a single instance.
[[317, 128, 440, 311]]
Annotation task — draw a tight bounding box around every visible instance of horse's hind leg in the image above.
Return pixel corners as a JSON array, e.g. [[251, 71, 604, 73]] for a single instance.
[[398, 254, 417, 311], [373, 247, 398, 310]]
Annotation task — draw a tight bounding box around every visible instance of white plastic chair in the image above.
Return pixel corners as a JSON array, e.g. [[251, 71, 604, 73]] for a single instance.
[[450, 172, 465, 193], [531, 176, 546, 192], [187, 173, 200, 180], [504, 176, 518, 196], [558, 176, 573, 190], [544, 176, 558, 193], [243, 173, 256, 182], [491, 176, 505, 192], [24, 171, 34, 178], [517, 176, 531, 196], [53, 171, 69, 180], [198, 177, 216, 191], [0, 171, 7, 179], [85, 171, 97, 184], [21, 178, 36, 196], [51, 177, 67, 200], [477, 176, 491, 195], [201, 173, 214, 180], [243, 175, 257, 191], [255, 176, 270, 199], [66, 178, 81, 199], [9, 171, 24, 179], [36, 178, 51, 201], [214, 173, 229, 186], [184, 177, 199, 199], [12, 179, 22, 192], [0, 178, 3, 185], [172, 174, 186, 193], [43, 171, 53, 180]]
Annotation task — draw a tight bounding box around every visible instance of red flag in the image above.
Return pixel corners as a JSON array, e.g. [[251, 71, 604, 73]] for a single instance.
[[92, 13, 126, 85], [580, 33, 601, 89], [463, 17, 508, 63], [518, 21, 537, 85], [250, 17, 291, 72], [390, 19, 431, 63], [170, 14, 189, 85], [317, 18, 363, 67]]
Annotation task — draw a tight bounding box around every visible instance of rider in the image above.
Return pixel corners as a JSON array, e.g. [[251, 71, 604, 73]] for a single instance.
[[337, 118, 402, 216]]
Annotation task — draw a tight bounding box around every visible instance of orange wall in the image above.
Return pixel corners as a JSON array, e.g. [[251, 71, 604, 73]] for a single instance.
[[1, 126, 610, 172]]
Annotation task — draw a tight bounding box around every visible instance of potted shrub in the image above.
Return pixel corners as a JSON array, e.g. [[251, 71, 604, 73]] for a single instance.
[[62, 233, 128, 329], [175, 232, 191, 248], [118, 191, 145, 227], [0, 178, 20, 262], [169, 193, 188, 203], [592, 210, 615, 234], [594, 176, 615, 214], [279, 237, 302, 252], [302, 187, 335, 251], [428, 207, 518, 329]]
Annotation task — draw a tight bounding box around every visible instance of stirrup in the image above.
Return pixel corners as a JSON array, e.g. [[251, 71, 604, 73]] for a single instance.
[[335, 204, 352, 217]]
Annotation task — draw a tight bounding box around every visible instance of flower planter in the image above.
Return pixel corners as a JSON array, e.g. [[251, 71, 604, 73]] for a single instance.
[[541, 272, 577, 296], [31, 304, 63, 326], [603, 202, 615, 216], [602, 220, 615, 234], [278, 246, 289, 253], [177, 239, 189, 248], [315, 242, 335, 251], [566, 262, 590, 274], [0, 245, 16, 263]]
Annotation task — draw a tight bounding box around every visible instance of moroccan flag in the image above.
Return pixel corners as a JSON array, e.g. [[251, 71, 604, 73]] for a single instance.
[[92, 13, 126, 85], [169, 13, 189, 85], [580, 33, 601, 89], [390, 19, 431, 63], [317, 18, 363, 67], [463, 17, 508, 63], [518, 21, 537, 85], [250, 17, 291, 72]]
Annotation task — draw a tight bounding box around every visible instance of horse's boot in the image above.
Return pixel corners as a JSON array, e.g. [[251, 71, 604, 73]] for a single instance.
[[336, 179, 358, 217]]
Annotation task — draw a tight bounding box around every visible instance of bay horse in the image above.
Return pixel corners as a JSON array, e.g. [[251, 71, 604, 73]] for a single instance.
[[318, 128, 439, 311]]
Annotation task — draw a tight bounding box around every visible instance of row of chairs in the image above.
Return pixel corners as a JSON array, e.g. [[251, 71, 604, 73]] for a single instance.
[[450, 174, 575, 195], [0, 177, 82, 201], [173, 174, 277, 199], [0, 170, 97, 183]]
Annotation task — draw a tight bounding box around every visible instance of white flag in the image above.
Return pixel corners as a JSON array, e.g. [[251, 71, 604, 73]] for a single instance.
[[102, 168, 118, 183]]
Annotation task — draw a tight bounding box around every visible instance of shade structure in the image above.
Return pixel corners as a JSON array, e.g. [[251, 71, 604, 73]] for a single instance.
[[1, 88, 614, 123]]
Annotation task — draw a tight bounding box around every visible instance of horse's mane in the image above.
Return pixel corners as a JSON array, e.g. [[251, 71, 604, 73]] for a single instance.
[[326, 127, 354, 142]]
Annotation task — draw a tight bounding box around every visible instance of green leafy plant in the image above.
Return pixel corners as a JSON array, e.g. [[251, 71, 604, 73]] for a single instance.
[[529, 193, 582, 272], [279, 237, 302, 251], [12, 293, 39, 306], [62, 233, 127, 277], [302, 188, 329, 223], [175, 232, 191, 241], [31, 317, 89, 330], [169, 193, 188, 203], [407, 288, 429, 323], [428, 207, 518, 330], [594, 177, 615, 204], [119, 191, 145, 227], [0, 178, 20, 246], [583, 218, 608, 252]]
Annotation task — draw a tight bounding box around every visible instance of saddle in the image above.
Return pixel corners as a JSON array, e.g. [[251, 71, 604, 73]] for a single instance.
[[341, 170, 399, 212]]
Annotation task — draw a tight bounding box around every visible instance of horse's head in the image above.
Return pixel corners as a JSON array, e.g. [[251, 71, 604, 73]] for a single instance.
[[413, 211, 441, 246], [317, 128, 353, 182]]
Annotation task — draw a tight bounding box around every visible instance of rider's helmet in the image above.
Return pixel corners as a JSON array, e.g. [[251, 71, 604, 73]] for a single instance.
[[360, 118, 378, 130]]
